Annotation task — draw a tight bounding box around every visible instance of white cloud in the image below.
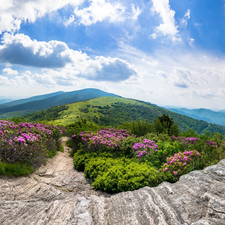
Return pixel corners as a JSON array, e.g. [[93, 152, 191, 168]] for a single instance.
[[15, 74, 33, 85], [189, 38, 194, 48], [0, 33, 137, 82], [2, 68, 18, 76], [73, 0, 141, 26], [0, 0, 85, 34], [64, 15, 75, 27], [151, 0, 179, 40], [81, 56, 138, 81], [180, 9, 190, 27], [141, 58, 158, 67], [172, 67, 198, 88], [0, 33, 72, 68], [32, 73, 57, 86]]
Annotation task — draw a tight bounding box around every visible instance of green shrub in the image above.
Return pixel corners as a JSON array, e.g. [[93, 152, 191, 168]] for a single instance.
[[84, 157, 159, 193], [119, 119, 153, 136], [73, 150, 112, 171], [0, 162, 34, 177], [66, 140, 73, 148], [58, 144, 64, 152], [46, 149, 57, 158], [121, 135, 144, 158], [65, 118, 100, 136]]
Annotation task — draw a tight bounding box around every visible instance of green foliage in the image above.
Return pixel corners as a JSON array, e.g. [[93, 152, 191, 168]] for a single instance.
[[121, 135, 144, 158], [84, 157, 159, 193], [24, 105, 69, 123], [46, 149, 57, 158], [160, 150, 201, 182], [66, 139, 73, 148], [153, 114, 179, 136], [73, 150, 112, 171], [18, 96, 225, 135], [0, 162, 34, 177], [58, 144, 64, 152], [65, 118, 100, 136], [119, 120, 153, 136], [139, 141, 184, 169]]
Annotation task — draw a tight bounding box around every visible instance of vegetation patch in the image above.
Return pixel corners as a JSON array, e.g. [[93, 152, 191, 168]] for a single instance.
[[0, 120, 65, 177], [71, 116, 225, 193]]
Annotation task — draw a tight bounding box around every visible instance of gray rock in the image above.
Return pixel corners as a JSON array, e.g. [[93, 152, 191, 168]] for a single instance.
[[0, 137, 225, 224]]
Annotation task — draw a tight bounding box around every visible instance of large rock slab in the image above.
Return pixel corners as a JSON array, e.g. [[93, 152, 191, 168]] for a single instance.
[[0, 137, 225, 224]]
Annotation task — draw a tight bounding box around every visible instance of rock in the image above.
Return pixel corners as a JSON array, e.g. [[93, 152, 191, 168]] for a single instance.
[[0, 137, 225, 224]]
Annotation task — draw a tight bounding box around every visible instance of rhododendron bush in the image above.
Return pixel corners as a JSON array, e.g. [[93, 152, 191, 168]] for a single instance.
[[0, 120, 65, 168], [71, 128, 225, 192]]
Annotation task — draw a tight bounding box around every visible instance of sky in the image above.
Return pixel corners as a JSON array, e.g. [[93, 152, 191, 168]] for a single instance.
[[0, 0, 225, 110]]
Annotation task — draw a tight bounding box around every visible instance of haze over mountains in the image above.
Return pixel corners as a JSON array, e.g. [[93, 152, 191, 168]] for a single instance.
[[166, 107, 225, 126]]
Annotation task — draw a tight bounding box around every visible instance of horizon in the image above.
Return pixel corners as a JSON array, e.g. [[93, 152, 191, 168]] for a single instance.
[[0, 87, 224, 112], [1, 1, 225, 109]]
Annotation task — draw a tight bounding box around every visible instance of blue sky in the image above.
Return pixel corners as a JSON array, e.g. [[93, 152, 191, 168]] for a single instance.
[[0, 0, 225, 109]]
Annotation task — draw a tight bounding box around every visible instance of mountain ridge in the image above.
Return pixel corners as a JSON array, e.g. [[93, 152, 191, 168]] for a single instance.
[[0, 89, 119, 118]]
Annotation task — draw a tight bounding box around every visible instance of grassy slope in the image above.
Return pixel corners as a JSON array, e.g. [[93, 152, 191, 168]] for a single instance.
[[0, 110, 37, 119], [24, 96, 225, 135]]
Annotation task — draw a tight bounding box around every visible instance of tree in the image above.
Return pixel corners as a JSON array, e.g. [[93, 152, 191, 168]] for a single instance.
[[153, 114, 179, 136]]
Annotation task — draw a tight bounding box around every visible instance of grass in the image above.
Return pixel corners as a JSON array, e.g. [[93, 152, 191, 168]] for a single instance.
[[45, 97, 156, 126], [0, 162, 34, 177]]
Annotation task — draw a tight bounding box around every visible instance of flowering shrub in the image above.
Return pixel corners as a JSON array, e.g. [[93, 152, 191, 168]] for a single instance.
[[0, 120, 65, 168], [133, 139, 184, 168], [71, 128, 130, 156], [133, 139, 158, 156], [159, 150, 201, 182]]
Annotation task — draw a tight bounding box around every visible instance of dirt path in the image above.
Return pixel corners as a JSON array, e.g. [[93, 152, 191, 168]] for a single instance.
[[31, 137, 98, 195], [0, 137, 225, 224]]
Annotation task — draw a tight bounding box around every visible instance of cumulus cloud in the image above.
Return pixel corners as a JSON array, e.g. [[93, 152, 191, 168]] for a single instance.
[[32, 73, 57, 86], [73, 0, 141, 26], [151, 0, 179, 40], [0, 75, 16, 85], [81, 57, 138, 81], [0, 0, 85, 34], [2, 68, 18, 76], [0, 33, 137, 82], [0, 33, 73, 68]]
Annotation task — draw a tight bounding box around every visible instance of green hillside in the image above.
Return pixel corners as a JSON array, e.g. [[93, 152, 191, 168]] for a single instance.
[[24, 96, 225, 135], [0, 88, 119, 117]]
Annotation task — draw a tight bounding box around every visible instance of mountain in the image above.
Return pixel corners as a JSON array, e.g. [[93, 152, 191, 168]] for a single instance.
[[0, 91, 64, 109], [0, 89, 119, 118], [166, 107, 225, 125], [24, 96, 225, 135], [0, 99, 14, 105]]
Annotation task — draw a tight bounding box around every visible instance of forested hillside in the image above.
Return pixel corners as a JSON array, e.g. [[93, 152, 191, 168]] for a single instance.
[[24, 96, 225, 135]]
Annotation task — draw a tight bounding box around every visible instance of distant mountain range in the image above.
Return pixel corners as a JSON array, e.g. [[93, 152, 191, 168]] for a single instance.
[[0, 89, 119, 118], [0, 99, 14, 105], [166, 107, 225, 126]]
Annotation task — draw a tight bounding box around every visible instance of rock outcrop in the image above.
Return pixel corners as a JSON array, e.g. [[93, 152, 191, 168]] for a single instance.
[[0, 137, 225, 224]]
